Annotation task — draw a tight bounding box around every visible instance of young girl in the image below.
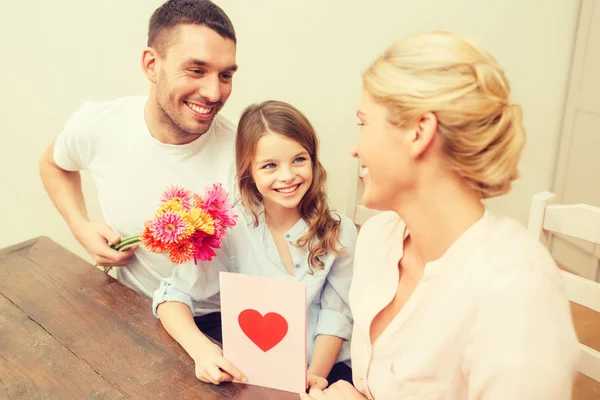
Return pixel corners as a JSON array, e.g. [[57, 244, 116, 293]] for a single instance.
[[153, 100, 357, 388], [302, 31, 579, 400]]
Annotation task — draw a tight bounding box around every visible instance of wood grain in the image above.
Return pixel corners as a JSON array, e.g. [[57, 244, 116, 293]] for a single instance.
[[0, 237, 299, 399], [0, 294, 126, 399]]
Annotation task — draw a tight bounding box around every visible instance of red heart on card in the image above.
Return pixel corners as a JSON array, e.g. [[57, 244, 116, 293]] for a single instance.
[[238, 309, 288, 352]]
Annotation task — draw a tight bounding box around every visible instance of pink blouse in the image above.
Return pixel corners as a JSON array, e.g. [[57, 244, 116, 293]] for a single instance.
[[349, 210, 580, 400]]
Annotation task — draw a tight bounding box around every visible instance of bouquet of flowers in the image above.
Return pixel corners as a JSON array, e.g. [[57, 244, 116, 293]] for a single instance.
[[108, 183, 237, 271]]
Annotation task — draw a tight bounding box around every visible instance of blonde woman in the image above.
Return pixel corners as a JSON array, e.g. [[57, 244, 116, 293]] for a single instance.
[[301, 32, 579, 400]]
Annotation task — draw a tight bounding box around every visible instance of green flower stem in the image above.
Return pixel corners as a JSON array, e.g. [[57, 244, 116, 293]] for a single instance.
[[114, 235, 141, 247], [102, 234, 142, 274], [116, 240, 141, 252], [112, 234, 141, 251]]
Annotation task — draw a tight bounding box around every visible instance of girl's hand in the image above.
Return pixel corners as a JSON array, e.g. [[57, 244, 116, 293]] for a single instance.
[[307, 374, 328, 390], [299, 380, 367, 400], [191, 340, 246, 385]]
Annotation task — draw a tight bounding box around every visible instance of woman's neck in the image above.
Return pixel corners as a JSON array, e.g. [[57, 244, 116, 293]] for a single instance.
[[394, 174, 485, 267], [263, 201, 302, 233]]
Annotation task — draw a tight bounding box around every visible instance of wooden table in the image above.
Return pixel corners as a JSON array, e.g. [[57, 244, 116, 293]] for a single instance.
[[2, 237, 599, 399], [0, 237, 299, 399]]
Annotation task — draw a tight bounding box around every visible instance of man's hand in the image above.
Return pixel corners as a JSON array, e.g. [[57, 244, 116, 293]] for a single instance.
[[191, 340, 247, 385], [300, 380, 366, 400], [307, 374, 328, 390], [72, 220, 136, 266]]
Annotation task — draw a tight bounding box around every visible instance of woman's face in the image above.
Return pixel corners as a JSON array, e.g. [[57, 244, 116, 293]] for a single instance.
[[352, 90, 417, 211]]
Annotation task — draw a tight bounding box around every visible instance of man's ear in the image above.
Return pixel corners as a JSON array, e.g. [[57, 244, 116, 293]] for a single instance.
[[409, 112, 438, 159], [141, 47, 159, 84]]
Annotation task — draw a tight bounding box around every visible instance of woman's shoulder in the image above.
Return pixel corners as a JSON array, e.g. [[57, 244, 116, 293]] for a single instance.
[[470, 211, 567, 300], [357, 210, 406, 244], [481, 212, 556, 269], [361, 210, 403, 229]]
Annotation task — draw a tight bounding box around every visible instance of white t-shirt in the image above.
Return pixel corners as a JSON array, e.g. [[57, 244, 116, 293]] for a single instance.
[[350, 209, 579, 400], [53, 96, 237, 314]]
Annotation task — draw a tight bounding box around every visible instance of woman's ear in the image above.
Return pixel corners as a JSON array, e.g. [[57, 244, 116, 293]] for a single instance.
[[141, 47, 159, 84], [409, 112, 438, 159]]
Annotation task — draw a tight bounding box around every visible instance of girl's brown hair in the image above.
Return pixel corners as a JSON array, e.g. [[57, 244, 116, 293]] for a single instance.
[[236, 100, 343, 270]]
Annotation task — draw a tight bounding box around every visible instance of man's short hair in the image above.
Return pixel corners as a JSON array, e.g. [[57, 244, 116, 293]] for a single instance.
[[148, 0, 236, 54]]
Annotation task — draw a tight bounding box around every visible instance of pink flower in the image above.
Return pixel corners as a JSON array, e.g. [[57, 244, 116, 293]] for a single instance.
[[161, 185, 193, 211], [210, 208, 237, 235], [203, 183, 231, 212], [204, 183, 237, 232], [151, 211, 188, 244], [212, 219, 225, 242], [191, 231, 222, 263]]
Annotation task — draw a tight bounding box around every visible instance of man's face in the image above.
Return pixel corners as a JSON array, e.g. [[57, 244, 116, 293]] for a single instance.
[[154, 24, 237, 137]]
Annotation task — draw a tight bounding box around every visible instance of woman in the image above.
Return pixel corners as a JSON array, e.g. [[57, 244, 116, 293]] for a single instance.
[[301, 31, 579, 400]]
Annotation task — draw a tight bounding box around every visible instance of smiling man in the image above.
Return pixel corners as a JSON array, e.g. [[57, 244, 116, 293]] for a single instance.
[[39, 0, 237, 344]]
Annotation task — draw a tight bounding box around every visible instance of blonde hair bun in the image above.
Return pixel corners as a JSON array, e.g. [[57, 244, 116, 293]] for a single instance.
[[363, 31, 525, 198]]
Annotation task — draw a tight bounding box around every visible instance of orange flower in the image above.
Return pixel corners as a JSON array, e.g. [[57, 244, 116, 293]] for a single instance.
[[140, 227, 167, 253], [167, 238, 195, 264], [193, 193, 204, 208]]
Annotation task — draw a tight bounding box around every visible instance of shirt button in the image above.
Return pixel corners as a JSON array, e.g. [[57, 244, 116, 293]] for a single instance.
[[295, 264, 300, 268], [285, 234, 290, 239]]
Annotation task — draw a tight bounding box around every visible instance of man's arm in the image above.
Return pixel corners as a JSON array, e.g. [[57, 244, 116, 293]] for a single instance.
[[40, 138, 88, 230], [39, 138, 135, 266]]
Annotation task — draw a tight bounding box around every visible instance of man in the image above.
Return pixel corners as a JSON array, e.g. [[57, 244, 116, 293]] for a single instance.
[[39, 0, 243, 384]]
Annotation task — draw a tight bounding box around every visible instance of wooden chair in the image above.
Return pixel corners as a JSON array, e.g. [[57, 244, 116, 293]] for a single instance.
[[527, 191, 600, 385]]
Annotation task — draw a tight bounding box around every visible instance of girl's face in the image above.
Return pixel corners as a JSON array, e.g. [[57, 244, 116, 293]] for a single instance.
[[251, 131, 313, 213]]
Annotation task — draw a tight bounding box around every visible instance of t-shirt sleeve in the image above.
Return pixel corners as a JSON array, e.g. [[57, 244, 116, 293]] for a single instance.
[[53, 101, 102, 171]]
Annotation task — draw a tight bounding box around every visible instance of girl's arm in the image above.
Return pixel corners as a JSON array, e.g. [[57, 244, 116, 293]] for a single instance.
[[309, 216, 358, 378], [156, 301, 245, 384], [308, 335, 344, 378], [152, 236, 245, 384]]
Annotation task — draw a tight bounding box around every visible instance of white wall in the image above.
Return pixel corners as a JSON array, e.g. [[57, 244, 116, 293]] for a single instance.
[[0, 0, 580, 262]]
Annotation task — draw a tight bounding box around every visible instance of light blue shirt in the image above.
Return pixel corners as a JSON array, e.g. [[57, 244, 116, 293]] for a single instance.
[[153, 206, 358, 366]]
